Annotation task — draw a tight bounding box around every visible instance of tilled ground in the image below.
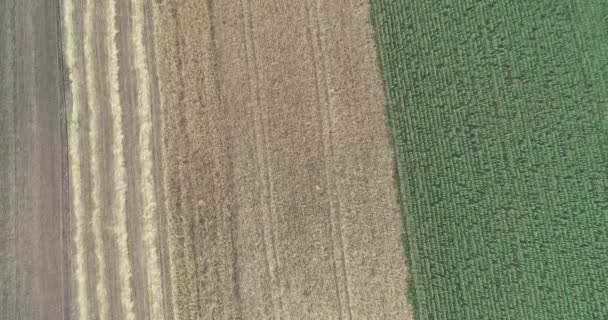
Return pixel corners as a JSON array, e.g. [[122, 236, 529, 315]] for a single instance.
[[0, 1, 70, 319]]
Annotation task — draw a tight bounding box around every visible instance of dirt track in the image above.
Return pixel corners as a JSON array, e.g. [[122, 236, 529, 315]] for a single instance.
[[0, 1, 70, 319], [153, 0, 411, 318]]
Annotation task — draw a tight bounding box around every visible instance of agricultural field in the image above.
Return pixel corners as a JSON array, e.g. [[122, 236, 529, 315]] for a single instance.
[[2, 0, 168, 318], [373, 1, 608, 319], [5, 0, 607, 319], [153, 0, 410, 318], [61, 0, 166, 318], [1, 0, 410, 319], [1, 1, 69, 319]]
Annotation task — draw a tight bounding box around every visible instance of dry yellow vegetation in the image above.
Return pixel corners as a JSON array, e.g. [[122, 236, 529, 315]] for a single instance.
[[153, 0, 411, 318]]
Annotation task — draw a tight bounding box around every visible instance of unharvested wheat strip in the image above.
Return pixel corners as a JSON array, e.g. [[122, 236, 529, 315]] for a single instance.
[[107, 0, 136, 319], [62, 0, 89, 318], [84, 0, 109, 318], [130, 0, 164, 318]]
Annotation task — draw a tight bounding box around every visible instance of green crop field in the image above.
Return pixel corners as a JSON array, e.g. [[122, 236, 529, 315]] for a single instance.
[[372, 1, 608, 319]]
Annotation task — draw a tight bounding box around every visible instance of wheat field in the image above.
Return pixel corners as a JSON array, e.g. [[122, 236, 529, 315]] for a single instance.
[[8, 0, 606, 319]]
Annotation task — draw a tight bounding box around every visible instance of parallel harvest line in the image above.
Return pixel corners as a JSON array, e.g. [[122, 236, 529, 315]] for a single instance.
[[131, 0, 164, 318], [62, 0, 89, 318], [84, 0, 109, 318], [107, 0, 136, 319]]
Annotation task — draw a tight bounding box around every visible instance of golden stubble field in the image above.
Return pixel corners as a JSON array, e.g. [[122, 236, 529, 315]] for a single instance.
[[153, 0, 412, 319]]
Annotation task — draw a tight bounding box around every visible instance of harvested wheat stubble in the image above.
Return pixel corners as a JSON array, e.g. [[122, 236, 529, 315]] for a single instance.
[[61, 0, 167, 318], [372, 0, 608, 319], [153, 0, 412, 319]]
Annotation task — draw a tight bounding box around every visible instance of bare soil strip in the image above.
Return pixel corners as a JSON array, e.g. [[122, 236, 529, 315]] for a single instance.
[[1, 0, 70, 319], [0, 1, 16, 317], [153, 0, 411, 318]]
